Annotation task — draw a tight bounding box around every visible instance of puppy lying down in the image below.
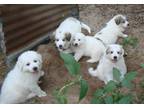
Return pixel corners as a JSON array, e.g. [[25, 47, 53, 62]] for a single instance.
[[88, 44, 127, 84], [55, 17, 91, 53], [0, 51, 47, 104], [94, 14, 129, 45], [71, 33, 106, 63]]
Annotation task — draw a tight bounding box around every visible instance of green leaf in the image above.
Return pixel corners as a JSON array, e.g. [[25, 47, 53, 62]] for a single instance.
[[60, 52, 80, 76], [122, 37, 138, 48], [79, 79, 89, 101], [104, 96, 113, 104], [125, 71, 137, 81], [121, 79, 133, 89], [93, 89, 104, 97], [118, 95, 132, 104], [104, 81, 117, 93], [113, 68, 121, 82], [140, 64, 144, 68], [91, 98, 103, 104]]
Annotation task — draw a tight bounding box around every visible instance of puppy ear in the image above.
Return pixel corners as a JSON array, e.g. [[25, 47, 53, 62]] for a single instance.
[[15, 57, 24, 72], [120, 46, 125, 56], [65, 32, 71, 41], [49, 30, 56, 41], [106, 46, 110, 54], [115, 16, 124, 25], [37, 53, 42, 64]]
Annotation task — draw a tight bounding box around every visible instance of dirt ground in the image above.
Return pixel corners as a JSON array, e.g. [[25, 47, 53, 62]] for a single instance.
[[16, 5, 144, 103]]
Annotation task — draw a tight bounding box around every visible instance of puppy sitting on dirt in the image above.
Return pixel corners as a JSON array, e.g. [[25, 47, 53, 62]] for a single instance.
[[71, 33, 106, 63], [0, 51, 47, 104], [54, 17, 91, 53], [94, 14, 129, 45], [88, 44, 127, 84]]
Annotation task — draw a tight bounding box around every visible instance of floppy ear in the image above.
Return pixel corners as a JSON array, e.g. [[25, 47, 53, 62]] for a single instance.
[[106, 46, 110, 54], [115, 16, 123, 25], [65, 32, 71, 41], [120, 46, 124, 56], [49, 30, 56, 41], [37, 53, 42, 64], [15, 57, 24, 72]]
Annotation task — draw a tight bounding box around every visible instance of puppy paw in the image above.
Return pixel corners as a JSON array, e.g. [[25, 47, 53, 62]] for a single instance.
[[38, 91, 47, 97], [123, 34, 128, 38], [87, 59, 97, 63], [41, 71, 44, 76], [88, 68, 94, 75], [88, 68, 97, 77]]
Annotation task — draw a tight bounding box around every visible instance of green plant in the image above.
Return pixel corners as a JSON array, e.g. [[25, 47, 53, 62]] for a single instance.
[[121, 37, 138, 48], [53, 52, 88, 104], [91, 68, 137, 104]]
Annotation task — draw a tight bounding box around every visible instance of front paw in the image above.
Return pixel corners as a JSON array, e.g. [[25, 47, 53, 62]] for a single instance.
[[38, 91, 47, 97], [123, 34, 128, 38], [41, 71, 44, 76]]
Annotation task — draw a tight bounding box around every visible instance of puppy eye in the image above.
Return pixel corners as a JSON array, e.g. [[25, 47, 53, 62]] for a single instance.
[[78, 39, 80, 41], [117, 51, 121, 54], [34, 60, 37, 63], [62, 39, 65, 41], [110, 51, 113, 54], [55, 39, 59, 41], [26, 63, 30, 66], [122, 20, 125, 23]]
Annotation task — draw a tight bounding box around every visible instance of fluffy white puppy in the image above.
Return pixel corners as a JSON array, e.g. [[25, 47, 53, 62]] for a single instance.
[[88, 44, 127, 84], [71, 33, 106, 63], [55, 17, 91, 53], [94, 14, 129, 44], [0, 51, 47, 104]]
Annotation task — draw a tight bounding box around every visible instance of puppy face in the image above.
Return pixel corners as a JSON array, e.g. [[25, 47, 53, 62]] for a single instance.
[[16, 51, 42, 73], [72, 33, 85, 47], [55, 30, 72, 51], [106, 44, 124, 63], [114, 15, 129, 29]]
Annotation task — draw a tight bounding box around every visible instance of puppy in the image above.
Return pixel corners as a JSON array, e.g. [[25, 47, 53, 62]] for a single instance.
[[94, 14, 129, 44], [0, 51, 47, 104], [55, 17, 91, 53], [71, 33, 106, 63], [88, 44, 127, 84]]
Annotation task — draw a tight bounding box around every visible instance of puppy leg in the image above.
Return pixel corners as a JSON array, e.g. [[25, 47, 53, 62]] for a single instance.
[[74, 52, 83, 62], [40, 71, 44, 77], [119, 32, 128, 38], [87, 53, 101, 63], [87, 58, 99, 63], [29, 85, 47, 97], [88, 68, 97, 77], [26, 93, 36, 99]]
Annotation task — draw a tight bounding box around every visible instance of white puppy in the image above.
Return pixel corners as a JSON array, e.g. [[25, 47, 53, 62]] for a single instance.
[[71, 33, 106, 63], [88, 44, 127, 84], [0, 51, 47, 104], [94, 14, 129, 44], [55, 17, 91, 53]]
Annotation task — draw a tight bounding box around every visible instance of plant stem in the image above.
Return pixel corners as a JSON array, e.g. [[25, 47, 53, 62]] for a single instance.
[[58, 76, 82, 95]]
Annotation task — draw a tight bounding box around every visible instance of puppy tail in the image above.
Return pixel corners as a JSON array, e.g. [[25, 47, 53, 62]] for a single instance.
[[81, 22, 91, 34], [88, 67, 98, 77]]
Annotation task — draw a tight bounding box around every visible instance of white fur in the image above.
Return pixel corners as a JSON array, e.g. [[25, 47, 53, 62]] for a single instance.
[[71, 33, 106, 63], [94, 14, 129, 45], [0, 51, 47, 104], [55, 17, 91, 53], [88, 44, 127, 84]]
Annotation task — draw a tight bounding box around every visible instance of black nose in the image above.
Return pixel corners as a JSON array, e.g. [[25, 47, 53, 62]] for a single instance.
[[33, 67, 38, 71], [59, 45, 63, 49], [127, 23, 129, 26], [114, 56, 117, 59], [74, 43, 78, 46]]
